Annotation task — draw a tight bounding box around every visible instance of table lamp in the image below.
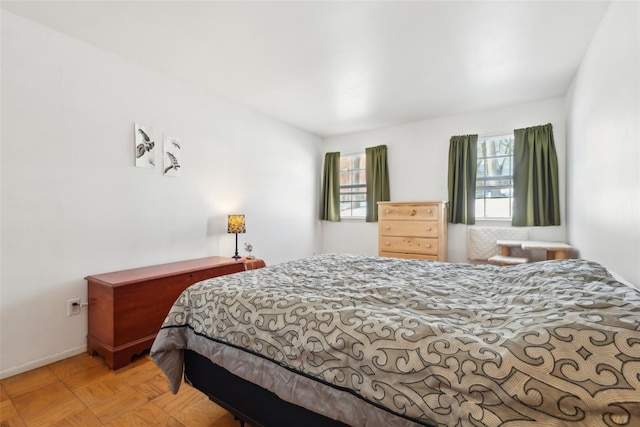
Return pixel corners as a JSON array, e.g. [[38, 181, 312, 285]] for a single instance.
[[227, 214, 246, 259]]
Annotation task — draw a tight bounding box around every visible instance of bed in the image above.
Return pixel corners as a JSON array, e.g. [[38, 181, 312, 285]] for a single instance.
[[151, 254, 640, 427]]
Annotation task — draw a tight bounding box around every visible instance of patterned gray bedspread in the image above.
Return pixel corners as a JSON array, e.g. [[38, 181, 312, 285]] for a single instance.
[[151, 254, 640, 426]]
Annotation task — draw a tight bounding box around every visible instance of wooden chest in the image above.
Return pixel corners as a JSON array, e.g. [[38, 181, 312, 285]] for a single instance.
[[86, 256, 246, 369], [378, 201, 448, 261]]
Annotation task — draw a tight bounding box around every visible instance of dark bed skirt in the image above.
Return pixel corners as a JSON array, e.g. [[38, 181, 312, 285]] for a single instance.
[[183, 349, 352, 427]]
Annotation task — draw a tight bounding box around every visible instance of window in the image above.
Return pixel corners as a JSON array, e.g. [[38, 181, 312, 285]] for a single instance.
[[340, 153, 366, 218], [476, 134, 514, 219]]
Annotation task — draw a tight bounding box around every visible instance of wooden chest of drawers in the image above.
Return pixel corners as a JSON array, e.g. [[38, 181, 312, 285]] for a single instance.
[[378, 201, 448, 261], [86, 256, 247, 369]]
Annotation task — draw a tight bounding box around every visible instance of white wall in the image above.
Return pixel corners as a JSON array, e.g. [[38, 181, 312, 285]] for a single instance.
[[566, 1, 640, 286], [0, 11, 322, 378], [321, 98, 567, 262]]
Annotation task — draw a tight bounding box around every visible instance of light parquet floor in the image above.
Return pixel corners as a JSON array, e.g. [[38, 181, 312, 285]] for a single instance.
[[0, 352, 241, 427]]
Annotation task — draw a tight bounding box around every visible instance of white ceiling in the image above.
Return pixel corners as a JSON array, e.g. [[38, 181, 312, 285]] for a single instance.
[[1, 1, 610, 137]]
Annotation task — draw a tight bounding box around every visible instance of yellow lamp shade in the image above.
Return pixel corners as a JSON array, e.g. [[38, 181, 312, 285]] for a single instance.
[[227, 215, 246, 234]]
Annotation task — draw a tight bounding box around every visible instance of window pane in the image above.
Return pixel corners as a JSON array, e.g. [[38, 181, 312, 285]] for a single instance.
[[475, 134, 514, 219], [475, 199, 485, 218], [340, 153, 367, 218], [485, 198, 511, 218]]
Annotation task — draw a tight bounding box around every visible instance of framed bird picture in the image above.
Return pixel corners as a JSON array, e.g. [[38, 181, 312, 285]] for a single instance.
[[134, 122, 156, 168], [163, 135, 182, 177]]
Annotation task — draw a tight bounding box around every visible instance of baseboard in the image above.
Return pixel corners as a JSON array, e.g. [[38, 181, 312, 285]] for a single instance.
[[0, 345, 88, 380]]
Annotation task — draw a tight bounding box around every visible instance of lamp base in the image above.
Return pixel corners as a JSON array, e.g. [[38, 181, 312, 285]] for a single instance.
[[232, 233, 240, 259]]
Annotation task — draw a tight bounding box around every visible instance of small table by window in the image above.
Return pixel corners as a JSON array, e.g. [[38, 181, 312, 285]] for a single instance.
[[491, 240, 573, 265], [519, 241, 573, 260]]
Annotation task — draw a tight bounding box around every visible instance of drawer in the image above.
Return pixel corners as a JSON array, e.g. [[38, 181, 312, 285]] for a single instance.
[[379, 220, 438, 238], [378, 203, 439, 220], [379, 236, 439, 255], [379, 251, 438, 261]]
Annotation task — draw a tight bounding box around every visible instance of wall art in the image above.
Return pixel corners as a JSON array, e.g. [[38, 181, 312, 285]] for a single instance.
[[134, 122, 156, 168], [163, 135, 182, 176]]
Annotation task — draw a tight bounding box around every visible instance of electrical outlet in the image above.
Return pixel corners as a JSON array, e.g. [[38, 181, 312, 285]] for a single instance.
[[67, 298, 81, 316]]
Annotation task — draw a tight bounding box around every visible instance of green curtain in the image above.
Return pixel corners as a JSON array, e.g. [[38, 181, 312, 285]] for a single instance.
[[320, 152, 341, 221], [512, 123, 560, 226], [365, 145, 390, 222], [447, 134, 478, 224]]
